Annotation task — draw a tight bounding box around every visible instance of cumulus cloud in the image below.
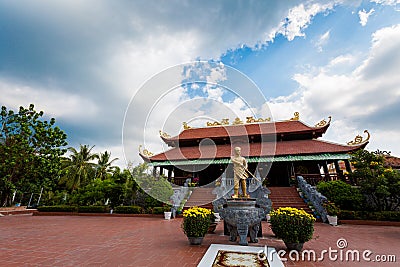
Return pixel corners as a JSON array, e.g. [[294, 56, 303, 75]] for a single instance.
[[0, 79, 98, 120], [274, 2, 335, 41], [358, 8, 375, 26], [371, 0, 400, 5], [267, 24, 400, 155]]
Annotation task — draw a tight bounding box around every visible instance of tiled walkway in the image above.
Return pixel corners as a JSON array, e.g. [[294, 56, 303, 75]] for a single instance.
[[0, 215, 398, 266]]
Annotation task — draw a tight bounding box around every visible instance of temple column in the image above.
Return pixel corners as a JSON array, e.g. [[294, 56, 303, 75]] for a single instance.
[[167, 168, 172, 181], [322, 161, 331, 181], [334, 160, 342, 181], [153, 166, 157, 177], [344, 160, 354, 184]]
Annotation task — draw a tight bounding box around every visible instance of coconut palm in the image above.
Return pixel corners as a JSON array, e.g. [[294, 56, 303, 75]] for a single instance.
[[60, 145, 98, 191], [95, 151, 119, 180]]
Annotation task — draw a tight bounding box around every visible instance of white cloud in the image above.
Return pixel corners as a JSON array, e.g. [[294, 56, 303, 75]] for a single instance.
[[371, 0, 400, 5], [315, 30, 331, 52], [275, 2, 335, 41], [358, 8, 375, 26], [328, 54, 357, 67], [0, 79, 98, 120], [266, 24, 400, 156]]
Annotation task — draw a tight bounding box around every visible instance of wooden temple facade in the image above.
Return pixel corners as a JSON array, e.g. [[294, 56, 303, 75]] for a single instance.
[[139, 113, 369, 187]]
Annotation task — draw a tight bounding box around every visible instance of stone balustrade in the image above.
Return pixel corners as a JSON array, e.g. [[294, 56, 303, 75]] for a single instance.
[[297, 176, 328, 222]]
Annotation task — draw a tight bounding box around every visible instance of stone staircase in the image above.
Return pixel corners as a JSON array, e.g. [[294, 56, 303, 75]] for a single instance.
[[183, 187, 216, 210], [268, 186, 313, 214]]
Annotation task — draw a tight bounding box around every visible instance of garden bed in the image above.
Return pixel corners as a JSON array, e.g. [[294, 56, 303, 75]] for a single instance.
[[33, 211, 164, 217]]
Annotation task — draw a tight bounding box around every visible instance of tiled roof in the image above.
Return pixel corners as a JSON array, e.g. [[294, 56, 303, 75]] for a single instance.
[[384, 155, 400, 168], [148, 139, 366, 161], [162, 120, 328, 143]]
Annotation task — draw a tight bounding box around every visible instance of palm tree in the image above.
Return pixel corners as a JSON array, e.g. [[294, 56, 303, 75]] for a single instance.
[[60, 145, 98, 191], [95, 151, 119, 180]]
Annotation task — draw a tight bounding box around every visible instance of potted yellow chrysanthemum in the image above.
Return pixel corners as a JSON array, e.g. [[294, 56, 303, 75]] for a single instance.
[[181, 206, 212, 245], [270, 207, 316, 251]]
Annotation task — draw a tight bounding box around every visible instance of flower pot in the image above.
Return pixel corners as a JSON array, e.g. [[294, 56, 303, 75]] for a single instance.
[[327, 215, 338, 226], [187, 236, 204, 245], [284, 241, 304, 251], [164, 211, 172, 220], [214, 213, 221, 222]]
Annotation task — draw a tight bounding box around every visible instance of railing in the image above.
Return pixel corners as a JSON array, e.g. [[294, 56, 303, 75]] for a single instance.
[[170, 177, 189, 186], [297, 173, 340, 186], [297, 176, 328, 223]]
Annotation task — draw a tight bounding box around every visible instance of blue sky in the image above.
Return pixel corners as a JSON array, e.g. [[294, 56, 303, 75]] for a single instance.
[[1, 0, 400, 166]]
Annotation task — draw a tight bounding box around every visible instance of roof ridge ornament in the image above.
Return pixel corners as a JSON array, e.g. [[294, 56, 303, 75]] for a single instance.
[[232, 117, 243, 125], [347, 130, 370, 146], [159, 130, 171, 138], [315, 116, 332, 127], [290, 112, 300, 121], [246, 116, 271, 123], [206, 118, 229, 127], [183, 122, 192, 130], [138, 145, 154, 157]]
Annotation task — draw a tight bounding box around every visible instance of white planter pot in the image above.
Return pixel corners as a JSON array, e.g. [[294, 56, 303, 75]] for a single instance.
[[214, 213, 221, 222], [327, 215, 338, 226], [164, 211, 172, 220]]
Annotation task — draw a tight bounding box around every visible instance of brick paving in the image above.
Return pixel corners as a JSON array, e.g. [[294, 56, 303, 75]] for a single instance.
[[0, 215, 399, 266]]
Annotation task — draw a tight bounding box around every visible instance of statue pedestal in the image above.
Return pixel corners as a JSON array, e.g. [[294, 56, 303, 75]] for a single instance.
[[213, 186, 272, 246], [221, 199, 264, 246]]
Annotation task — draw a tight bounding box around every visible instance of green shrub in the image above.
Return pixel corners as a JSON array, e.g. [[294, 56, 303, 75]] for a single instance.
[[339, 210, 400, 221], [37, 205, 78, 212], [338, 210, 356, 220], [114, 206, 142, 214], [78, 206, 109, 213], [380, 211, 400, 221], [151, 207, 165, 214], [349, 150, 400, 211], [316, 180, 363, 210]]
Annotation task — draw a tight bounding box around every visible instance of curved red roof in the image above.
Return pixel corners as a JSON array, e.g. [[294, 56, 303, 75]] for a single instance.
[[148, 139, 366, 161], [161, 120, 329, 146]]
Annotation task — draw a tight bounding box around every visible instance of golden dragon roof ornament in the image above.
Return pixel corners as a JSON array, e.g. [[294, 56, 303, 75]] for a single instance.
[[159, 130, 171, 139], [315, 116, 332, 127], [206, 118, 229, 127], [232, 117, 243, 125], [290, 112, 300, 121], [138, 145, 154, 157], [182, 122, 192, 130], [347, 130, 370, 146], [246, 116, 271, 123]]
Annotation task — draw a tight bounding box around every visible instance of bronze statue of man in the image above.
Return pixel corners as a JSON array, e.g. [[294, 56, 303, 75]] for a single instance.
[[231, 147, 249, 198]]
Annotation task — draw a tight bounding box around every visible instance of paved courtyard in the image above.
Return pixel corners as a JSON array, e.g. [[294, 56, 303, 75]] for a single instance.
[[0, 215, 398, 266]]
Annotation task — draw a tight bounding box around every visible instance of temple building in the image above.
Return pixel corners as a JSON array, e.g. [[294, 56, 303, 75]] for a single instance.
[[139, 113, 369, 188]]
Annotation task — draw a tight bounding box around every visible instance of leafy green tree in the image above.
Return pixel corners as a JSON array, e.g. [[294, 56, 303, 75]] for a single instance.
[[316, 180, 363, 210], [70, 178, 123, 206], [60, 145, 98, 191], [0, 104, 67, 206], [349, 150, 400, 211], [127, 163, 173, 206], [95, 151, 119, 180]]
